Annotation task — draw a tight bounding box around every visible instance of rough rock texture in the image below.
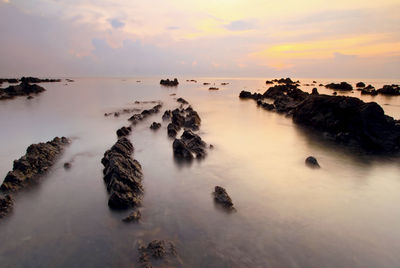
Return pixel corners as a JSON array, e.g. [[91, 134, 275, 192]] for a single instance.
[[101, 138, 143, 209], [150, 122, 161, 130], [117, 126, 132, 137], [173, 130, 207, 160], [176, 97, 188, 104], [0, 195, 13, 218], [1, 137, 70, 192], [213, 186, 234, 209], [128, 104, 162, 124], [325, 82, 353, 91], [122, 209, 141, 222], [160, 78, 179, 86], [0, 82, 46, 100], [138, 240, 177, 267], [305, 156, 320, 168], [239, 85, 400, 153], [292, 95, 400, 152], [162, 110, 172, 121]]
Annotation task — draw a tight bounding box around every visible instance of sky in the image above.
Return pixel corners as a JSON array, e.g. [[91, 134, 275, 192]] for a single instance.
[[0, 0, 399, 78]]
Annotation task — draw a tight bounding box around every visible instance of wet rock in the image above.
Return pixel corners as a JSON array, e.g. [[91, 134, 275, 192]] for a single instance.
[[0, 78, 19, 84], [116, 126, 132, 138], [27, 95, 34, 99], [0, 195, 13, 218], [265, 80, 274, 84], [122, 209, 141, 222], [377, 84, 400, 96], [177, 97, 188, 104], [183, 110, 201, 130], [138, 240, 177, 266], [173, 130, 207, 160], [356, 82, 366, 88], [213, 186, 234, 209], [221, 82, 229, 85], [150, 122, 161, 130], [63, 162, 71, 169], [274, 78, 295, 85], [66, 79, 74, 82], [1, 137, 70, 192], [101, 138, 143, 209], [209, 87, 219, 90], [172, 139, 193, 160], [333, 92, 337, 95], [128, 104, 162, 124], [325, 82, 353, 91], [160, 78, 179, 86], [256, 100, 274, 110], [167, 123, 180, 137], [162, 110, 172, 121], [0, 82, 46, 100], [305, 156, 320, 168], [203, 82, 210, 85], [239, 90, 262, 100]]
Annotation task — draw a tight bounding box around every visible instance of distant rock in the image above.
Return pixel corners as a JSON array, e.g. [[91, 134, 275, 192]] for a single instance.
[[0, 195, 13, 218], [150, 122, 161, 130], [128, 104, 162, 124], [176, 97, 188, 104], [325, 82, 353, 91], [116, 126, 132, 137], [0, 82, 46, 100], [209, 87, 219, 90], [305, 156, 320, 168], [1, 137, 70, 192], [160, 78, 179, 86], [213, 186, 234, 209], [356, 82, 366, 88], [173, 130, 207, 160]]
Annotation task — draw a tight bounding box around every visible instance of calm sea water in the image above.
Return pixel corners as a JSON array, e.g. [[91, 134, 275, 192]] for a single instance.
[[0, 77, 399, 267]]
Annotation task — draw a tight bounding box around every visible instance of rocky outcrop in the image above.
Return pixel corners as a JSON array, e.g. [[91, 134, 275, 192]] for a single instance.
[[20, 77, 61, 83], [305, 156, 320, 168], [138, 240, 177, 267], [122, 209, 141, 222], [213, 186, 234, 209], [325, 82, 353, 91], [209, 87, 219, 90], [0, 78, 19, 84], [160, 78, 179, 86], [356, 82, 366, 88], [0, 82, 46, 100], [101, 138, 143, 209], [173, 130, 207, 160], [128, 104, 162, 124], [117, 126, 132, 137], [0, 137, 70, 192], [377, 84, 400, 96], [0, 195, 13, 218], [239, 90, 262, 100]]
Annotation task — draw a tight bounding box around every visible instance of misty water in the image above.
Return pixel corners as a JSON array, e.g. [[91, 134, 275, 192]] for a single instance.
[[0, 77, 399, 267]]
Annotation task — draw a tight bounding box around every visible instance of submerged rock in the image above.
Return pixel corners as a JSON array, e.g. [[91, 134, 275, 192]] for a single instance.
[[356, 82, 366, 88], [305, 156, 320, 168], [0, 195, 13, 218], [377, 84, 400, 96], [1, 137, 70, 192], [128, 104, 162, 124], [173, 130, 207, 160], [325, 82, 353, 91], [0, 82, 46, 100], [209, 87, 219, 90], [213, 186, 234, 209], [101, 138, 143, 209], [116, 126, 132, 137], [150, 122, 161, 130], [138, 240, 177, 266], [122, 209, 141, 222]]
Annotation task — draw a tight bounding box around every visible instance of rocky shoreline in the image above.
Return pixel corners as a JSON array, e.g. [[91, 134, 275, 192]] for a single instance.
[[0, 82, 46, 100]]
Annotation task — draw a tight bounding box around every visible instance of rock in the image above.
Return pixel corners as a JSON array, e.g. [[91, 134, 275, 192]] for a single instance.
[[173, 130, 207, 160], [101, 138, 143, 209], [325, 82, 353, 91], [305, 156, 320, 168], [162, 110, 172, 121], [1, 137, 70, 192], [172, 139, 194, 160], [292, 95, 400, 152], [209, 87, 219, 90], [311, 88, 319, 95], [356, 82, 366, 88], [116, 126, 132, 137], [63, 162, 71, 169], [213, 186, 234, 209], [27, 95, 34, 99], [122, 209, 141, 222], [333, 92, 337, 95], [160, 78, 179, 86], [239, 90, 262, 100], [256, 100, 274, 110], [128, 104, 162, 124], [20, 77, 61, 83], [0, 78, 19, 84], [167, 123, 180, 137], [0, 82, 46, 100], [138, 240, 177, 266], [176, 97, 188, 104], [377, 85, 400, 96], [150, 122, 161, 130], [0, 195, 13, 218]]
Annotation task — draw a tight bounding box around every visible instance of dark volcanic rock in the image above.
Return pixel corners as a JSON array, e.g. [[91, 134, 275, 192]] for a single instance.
[[213, 186, 234, 209], [256, 100, 275, 110], [0, 82, 46, 100], [20, 77, 61, 83], [150, 122, 161, 130], [101, 138, 143, 209], [239, 90, 262, 100], [312, 88, 319, 95], [356, 82, 366, 88], [173, 130, 207, 160], [325, 82, 353, 91], [167, 123, 180, 137], [116, 126, 132, 137], [162, 110, 172, 121], [377, 85, 400, 96], [177, 97, 188, 104], [128, 104, 162, 124], [0, 195, 13, 218], [305, 156, 320, 168], [292, 95, 400, 152], [138, 240, 177, 266], [0, 78, 19, 84], [1, 137, 70, 192], [172, 139, 193, 160], [122, 209, 141, 222], [160, 78, 179, 86]]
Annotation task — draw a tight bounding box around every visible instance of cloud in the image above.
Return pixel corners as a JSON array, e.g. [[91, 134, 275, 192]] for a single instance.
[[224, 20, 255, 31], [109, 18, 125, 29]]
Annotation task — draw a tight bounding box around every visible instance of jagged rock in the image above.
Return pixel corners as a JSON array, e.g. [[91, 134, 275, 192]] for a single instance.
[[101, 138, 143, 209], [265, 80, 274, 84], [377, 85, 400, 96], [239, 90, 262, 100], [325, 82, 353, 91], [256, 100, 274, 110], [20, 77, 61, 83], [172, 139, 193, 160], [173, 130, 206, 160], [1, 137, 70, 192], [138, 240, 177, 266], [128, 104, 162, 124], [312, 88, 319, 95], [150, 122, 161, 130], [116, 126, 132, 137], [0, 82, 46, 100], [0, 195, 13, 218], [305, 156, 320, 168], [167, 123, 180, 137], [63, 162, 71, 169], [160, 78, 179, 86], [177, 97, 188, 104], [122, 209, 141, 222], [213, 186, 234, 209], [162, 110, 172, 121]]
